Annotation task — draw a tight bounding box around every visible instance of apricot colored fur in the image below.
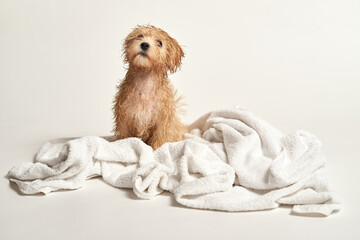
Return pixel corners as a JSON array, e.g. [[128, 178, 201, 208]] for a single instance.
[[113, 25, 186, 150]]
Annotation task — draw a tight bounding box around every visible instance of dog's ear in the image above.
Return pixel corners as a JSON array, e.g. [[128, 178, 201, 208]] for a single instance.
[[166, 37, 184, 73], [123, 32, 136, 63]]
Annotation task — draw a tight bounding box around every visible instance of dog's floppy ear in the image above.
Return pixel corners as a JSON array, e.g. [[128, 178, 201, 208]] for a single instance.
[[123, 30, 137, 64], [166, 36, 184, 73]]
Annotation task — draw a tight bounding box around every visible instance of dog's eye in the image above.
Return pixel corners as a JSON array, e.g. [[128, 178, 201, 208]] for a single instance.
[[137, 34, 144, 39], [157, 40, 162, 47]]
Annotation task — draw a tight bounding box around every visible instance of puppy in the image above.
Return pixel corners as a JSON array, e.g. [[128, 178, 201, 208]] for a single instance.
[[113, 25, 186, 150]]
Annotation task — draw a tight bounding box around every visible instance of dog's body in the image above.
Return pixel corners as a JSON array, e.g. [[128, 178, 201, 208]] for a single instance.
[[113, 25, 186, 149]]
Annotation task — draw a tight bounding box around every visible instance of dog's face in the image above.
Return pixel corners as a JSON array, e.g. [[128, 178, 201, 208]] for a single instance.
[[124, 25, 184, 73]]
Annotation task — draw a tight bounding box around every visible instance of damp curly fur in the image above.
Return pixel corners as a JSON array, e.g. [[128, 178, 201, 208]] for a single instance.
[[113, 25, 187, 150]]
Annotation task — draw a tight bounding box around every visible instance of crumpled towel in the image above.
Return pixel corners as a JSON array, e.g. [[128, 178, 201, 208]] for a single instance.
[[7, 108, 341, 216]]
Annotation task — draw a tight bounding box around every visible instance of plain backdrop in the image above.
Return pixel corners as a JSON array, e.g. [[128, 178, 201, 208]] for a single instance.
[[1, 0, 359, 239]]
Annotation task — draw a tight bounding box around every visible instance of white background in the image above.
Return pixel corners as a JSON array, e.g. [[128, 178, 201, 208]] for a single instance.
[[1, 0, 359, 239]]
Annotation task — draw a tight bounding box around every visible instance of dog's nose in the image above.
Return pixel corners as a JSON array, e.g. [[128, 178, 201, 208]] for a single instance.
[[140, 42, 150, 51]]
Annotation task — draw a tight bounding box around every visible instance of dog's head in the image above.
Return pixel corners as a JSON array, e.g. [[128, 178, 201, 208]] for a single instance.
[[123, 25, 184, 73]]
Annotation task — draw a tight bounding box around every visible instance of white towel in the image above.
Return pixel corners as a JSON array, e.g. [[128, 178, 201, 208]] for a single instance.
[[7, 108, 341, 216]]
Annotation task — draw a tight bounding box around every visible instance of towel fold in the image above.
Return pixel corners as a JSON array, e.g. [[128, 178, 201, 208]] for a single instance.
[[7, 108, 341, 216]]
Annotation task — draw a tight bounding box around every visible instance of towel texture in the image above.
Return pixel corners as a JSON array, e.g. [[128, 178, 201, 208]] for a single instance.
[[7, 108, 340, 216]]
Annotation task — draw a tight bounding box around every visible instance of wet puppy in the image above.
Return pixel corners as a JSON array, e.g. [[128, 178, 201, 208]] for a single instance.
[[113, 25, 186, 150]]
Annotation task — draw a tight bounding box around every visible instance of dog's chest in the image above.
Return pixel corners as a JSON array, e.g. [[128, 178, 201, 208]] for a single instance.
[[125, 76, 159, 125]]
